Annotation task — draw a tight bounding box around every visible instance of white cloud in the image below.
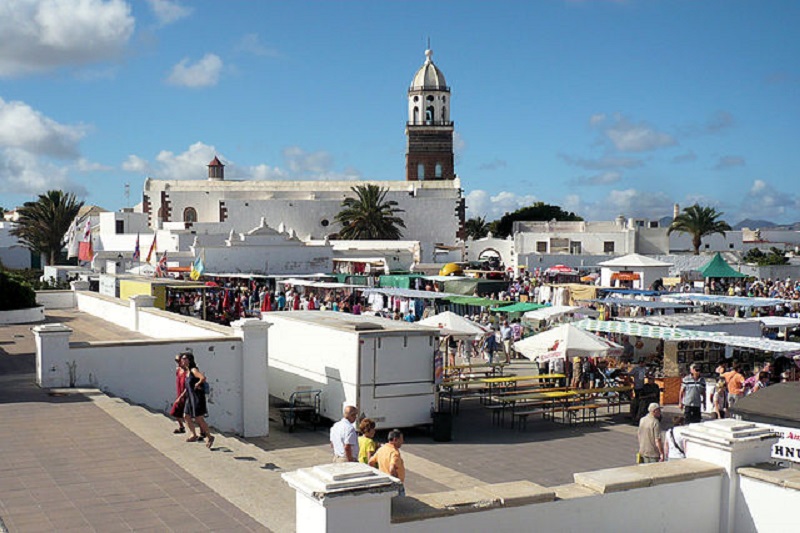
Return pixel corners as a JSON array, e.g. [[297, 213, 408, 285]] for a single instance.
[[589, 113, 606, 126], [0, 148, 86, 196], [570, 188, 674, 221], [603, 116, 676, 152], [713, 155, 745, 170], [122, 154, 150, 174], [123, 142, 360, 182], [0, 98, 86, 158], [146, 0, 192, 26], [738, 179, 799, 220], [465, 189, 537, 219], [0, 0, 135, 77], [74, 158, 110, 172], [283, 146, 334, 174], [167, 54, 223, 88], [235, 33, 279, 57]]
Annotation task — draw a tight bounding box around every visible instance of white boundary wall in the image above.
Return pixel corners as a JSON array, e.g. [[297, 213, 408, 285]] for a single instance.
[[0, 306, 45, 324], [393, 477, 721, 533], [737, 475, 799, 533], [41, 335, 244, 434]]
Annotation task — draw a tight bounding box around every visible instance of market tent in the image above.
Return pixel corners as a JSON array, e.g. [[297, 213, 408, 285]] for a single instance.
[[418, 311, 489, 339], [443, 278, 508, 296], [361, 287, 456, 300], [490, 301, 548, 313], [664, 294, 788, 308], [523, 305, 600, 321], [758, 316, 800, 329], [445, 295, 506, 307], [573, 318, 724, 340], [701, 335, 800, 357], [513, 324, 623, 362], [697, 252, 746, 278]]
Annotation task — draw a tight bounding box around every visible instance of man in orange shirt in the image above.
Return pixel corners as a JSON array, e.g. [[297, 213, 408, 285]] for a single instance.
[[722, 364, 745, 413], [369, 429, 406, 495]]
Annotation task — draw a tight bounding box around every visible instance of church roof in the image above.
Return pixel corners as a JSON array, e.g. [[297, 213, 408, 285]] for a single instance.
[[208, 156, 224, 167], [410, 49, 448, 90]]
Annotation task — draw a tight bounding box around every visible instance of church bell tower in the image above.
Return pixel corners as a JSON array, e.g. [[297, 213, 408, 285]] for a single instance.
[[405, 48, 454, 181]]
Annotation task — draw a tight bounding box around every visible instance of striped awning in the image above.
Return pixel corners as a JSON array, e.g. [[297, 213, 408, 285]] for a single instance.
[[573, 318, 725, 340]]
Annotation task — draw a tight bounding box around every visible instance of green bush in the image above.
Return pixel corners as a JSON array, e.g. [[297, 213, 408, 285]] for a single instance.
[[0, 270, 37, 310]]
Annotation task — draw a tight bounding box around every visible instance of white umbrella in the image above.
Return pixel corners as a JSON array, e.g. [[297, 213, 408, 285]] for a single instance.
[[418, 311, 489, 339], [524, 306, 599, 321], [513, 323, 623, 362]]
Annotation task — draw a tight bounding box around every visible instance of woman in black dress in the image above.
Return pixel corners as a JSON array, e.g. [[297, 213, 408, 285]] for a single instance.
[[179, 352, 215, 449]]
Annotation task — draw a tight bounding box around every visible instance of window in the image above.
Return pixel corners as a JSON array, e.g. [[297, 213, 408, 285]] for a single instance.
[[435, 163, 443, 178], [417, 163, 425, 180], [115, 220, 124, 234], [729, 244, 734, 249], [570, 241, 582, 255], [320, 219, 330, 227], [536, 241, 547, 253], [426, 95, 434, 102], [705, 244, 710, 249], [426, 106, 434, 124], [604, 241, 615, 253], [183, 207, 198, 223], [441, 107, 447, 122], [413, 106, 419, 123]]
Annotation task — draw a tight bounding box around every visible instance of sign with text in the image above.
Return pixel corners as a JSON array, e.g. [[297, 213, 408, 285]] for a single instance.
[[759, 424, 800, 463]]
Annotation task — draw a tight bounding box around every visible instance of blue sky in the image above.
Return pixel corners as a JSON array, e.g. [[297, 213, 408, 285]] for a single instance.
[[1, 0, 798, 225]]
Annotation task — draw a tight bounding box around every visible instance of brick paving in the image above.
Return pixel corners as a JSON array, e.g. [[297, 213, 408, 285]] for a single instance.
[[0, 309, 680, 532]]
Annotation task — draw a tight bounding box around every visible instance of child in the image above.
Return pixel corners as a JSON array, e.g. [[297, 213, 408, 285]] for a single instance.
[[358, 418, 379, 465], [713, 380, 728, 419]]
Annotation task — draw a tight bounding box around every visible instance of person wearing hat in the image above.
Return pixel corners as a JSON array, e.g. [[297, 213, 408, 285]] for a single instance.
[[637, 403, 664, 463]]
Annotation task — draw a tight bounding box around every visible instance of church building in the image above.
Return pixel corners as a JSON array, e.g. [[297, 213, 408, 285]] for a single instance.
[[141, 49, 465, 262]]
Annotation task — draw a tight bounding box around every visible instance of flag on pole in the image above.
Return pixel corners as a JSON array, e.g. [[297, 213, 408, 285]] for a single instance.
[[132, 234, 141, 261], [66, 219, 79, 259], [78, 220, 93, 262], [145, 234, 157, 263], [190, 256, 205, 281], [155, 251, 168, 277]]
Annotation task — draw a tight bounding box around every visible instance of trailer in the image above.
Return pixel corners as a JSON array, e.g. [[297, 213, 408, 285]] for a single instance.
[[265, 311, 439, 429]]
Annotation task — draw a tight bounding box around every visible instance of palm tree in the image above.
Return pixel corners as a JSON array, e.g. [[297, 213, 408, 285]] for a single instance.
[[667, 204, 732, 255], [465, 216, 489, 239], [11, 190, 84, 265], [335, 184, 406, 240]]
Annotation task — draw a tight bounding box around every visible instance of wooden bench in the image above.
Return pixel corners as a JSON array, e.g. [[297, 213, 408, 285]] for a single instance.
[[563, 403, 602, 425], [512, 406, 549, 430]]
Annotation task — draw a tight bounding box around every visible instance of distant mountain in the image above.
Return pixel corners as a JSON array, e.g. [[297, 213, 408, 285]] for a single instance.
[[733, 219, 778, 230], [658, 216, 673, 227]]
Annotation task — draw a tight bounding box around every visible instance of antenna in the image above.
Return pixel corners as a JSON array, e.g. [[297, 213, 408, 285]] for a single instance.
[[124, 183, 130, 208], [427, 36, 430, 50]]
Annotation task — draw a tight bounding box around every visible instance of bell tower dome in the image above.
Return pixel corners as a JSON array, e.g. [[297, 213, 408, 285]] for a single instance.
[[405, 48, 454, 181]]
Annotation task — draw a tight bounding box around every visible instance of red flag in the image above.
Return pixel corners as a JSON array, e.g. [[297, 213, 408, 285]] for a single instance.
[[145, 234, 157, 263], [78, 220, 93, 262], [222, 290, 230, 311]]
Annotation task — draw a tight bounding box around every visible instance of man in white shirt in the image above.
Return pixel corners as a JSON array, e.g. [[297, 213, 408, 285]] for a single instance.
[[330, 405, 359, 462]]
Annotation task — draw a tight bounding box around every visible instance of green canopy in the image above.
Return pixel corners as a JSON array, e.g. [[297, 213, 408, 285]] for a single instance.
[[490, 302, 548, 313], [698, 253, 746, 278], [445, 295, 506, 307]]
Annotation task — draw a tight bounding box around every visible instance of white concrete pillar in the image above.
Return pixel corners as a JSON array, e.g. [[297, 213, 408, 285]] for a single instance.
[[129, 294, 156, 332], [682, 419, 779, 533], [282, 463, 400, 533], [33, 323, 74, 388], [232, 318, 271, 437]]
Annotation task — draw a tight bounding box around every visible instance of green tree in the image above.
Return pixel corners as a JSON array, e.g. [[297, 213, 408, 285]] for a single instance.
[[334, 184, 406, 240], [465, 216, 489, 239], [11, 190, 84, 266], [667, 204, 732, 255], [742, 247, 789, 266], [0, 270, 37, 310], [489, 202, 583, 238]]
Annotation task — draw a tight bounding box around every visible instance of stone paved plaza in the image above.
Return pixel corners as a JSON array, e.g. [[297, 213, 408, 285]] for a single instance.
[[0, 310, 655, 532]]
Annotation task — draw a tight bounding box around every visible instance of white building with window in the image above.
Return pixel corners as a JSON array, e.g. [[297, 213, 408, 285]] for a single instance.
[[138, 49, 464, 264]]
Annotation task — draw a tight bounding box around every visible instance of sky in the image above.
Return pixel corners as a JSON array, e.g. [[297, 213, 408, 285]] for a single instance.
[[1, 0, 798, 225]]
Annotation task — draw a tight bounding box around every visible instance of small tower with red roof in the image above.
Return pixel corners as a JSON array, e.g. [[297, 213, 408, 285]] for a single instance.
[[207, 156, 225, 181]]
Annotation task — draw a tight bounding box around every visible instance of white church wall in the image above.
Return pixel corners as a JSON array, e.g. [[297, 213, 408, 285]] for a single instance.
[[200, 244, 333, 275], [669, 231, 744, 253]]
